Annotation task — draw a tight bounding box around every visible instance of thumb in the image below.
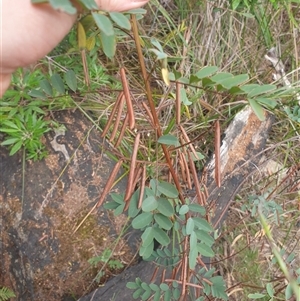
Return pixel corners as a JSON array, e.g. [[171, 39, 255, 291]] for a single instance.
[[0, 74, 12, 99]]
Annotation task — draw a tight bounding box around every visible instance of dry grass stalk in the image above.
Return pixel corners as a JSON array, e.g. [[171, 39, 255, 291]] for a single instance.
[[81, 49, 90, 87], [176, 81, 181, 125], [214, 120, 221, 188]]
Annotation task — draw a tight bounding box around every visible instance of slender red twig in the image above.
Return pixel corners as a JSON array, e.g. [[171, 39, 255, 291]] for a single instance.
[[179, 153, 187, 183], [124, 164, 143, 211], [114, 113, 129, 148], [96, 160, 123, 208], [188, 151, 204, 206], [137, 165, 146, 209], [181, 151, 192, 190], [150, 266, 159, 283], [124, 133, 140, 201], [141, 101, 155, 126], [120, 68, 135, 130], [110, 93, 125, 142], [101, 92, 123, 138], [179, 124, 199, 160]]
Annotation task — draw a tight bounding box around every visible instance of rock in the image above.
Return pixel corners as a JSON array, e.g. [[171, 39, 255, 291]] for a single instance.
[[0, 110, 140, 301]]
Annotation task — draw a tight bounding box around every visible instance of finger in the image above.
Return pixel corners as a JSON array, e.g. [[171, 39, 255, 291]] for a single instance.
[[1, 1, 76, 73], [0, 74, 12, 99], [95, 0, 149, 11]]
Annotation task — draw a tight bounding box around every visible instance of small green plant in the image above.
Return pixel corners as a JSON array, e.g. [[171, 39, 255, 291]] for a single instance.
[[0, 70, 76, 160], [284, 105, 300, 122], [0, 113, 51, 160], [0, 287, 16, 301], [245, 191, 284, 225], [88, 248, 124, 283]]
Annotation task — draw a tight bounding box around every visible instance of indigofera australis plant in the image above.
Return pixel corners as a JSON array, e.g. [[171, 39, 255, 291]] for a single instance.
[[2, 1, 296, 300]]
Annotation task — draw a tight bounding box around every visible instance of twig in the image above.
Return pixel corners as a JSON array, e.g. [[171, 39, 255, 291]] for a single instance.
[[120, 68, 135, 129], [131, 15, 185, 204], [101, 92, 123, 138], [114, 113, 129, 148], [137, 165, 146, 209], [110, 93, 125, 141], [188, 151, 204, 206], [124, 133, 140, 201]]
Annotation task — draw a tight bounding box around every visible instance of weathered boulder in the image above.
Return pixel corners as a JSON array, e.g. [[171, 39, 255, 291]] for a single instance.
[[0, 110, 140, 301]]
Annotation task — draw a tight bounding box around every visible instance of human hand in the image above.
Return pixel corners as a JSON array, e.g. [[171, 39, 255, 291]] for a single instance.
[[0, 0, 149, 97]]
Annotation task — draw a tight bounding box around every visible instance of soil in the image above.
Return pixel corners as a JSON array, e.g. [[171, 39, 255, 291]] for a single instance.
[[0, 110, 140, 301]]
